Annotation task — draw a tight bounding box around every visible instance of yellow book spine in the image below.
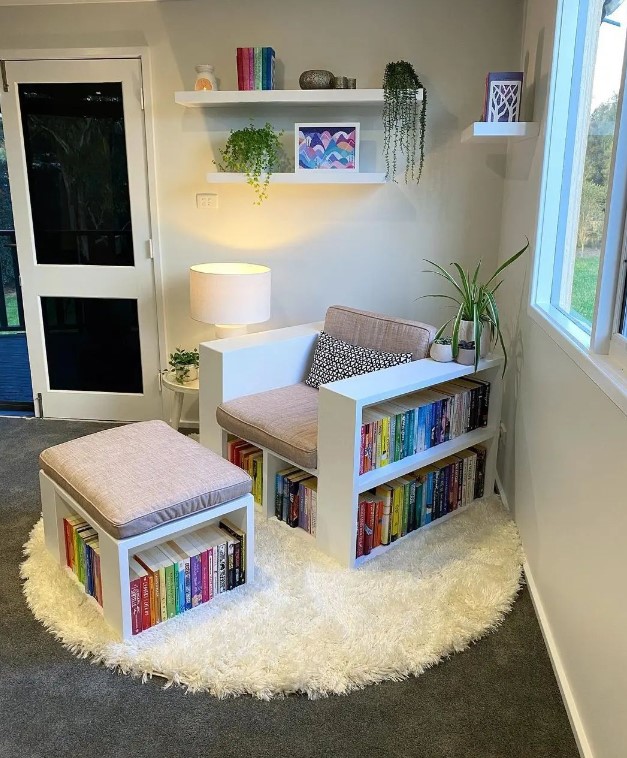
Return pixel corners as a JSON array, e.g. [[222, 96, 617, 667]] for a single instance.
[[381, 417, 390, 466]]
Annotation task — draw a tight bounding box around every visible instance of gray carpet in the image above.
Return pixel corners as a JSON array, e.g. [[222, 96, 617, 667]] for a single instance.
[[0, 417, 579, 758]]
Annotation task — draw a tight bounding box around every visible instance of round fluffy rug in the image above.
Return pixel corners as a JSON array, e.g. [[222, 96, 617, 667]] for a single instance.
[[21, 496, 523, 699]]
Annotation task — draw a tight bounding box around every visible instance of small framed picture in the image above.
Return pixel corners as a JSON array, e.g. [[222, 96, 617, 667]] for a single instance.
[[295, 122, 360, 171]]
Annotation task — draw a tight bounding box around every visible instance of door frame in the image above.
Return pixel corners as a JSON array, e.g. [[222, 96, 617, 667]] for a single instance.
[[0, 46, 167, 420]]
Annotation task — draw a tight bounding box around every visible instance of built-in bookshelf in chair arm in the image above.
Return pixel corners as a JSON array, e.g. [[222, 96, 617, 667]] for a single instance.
[[200, 322, 503, 568]]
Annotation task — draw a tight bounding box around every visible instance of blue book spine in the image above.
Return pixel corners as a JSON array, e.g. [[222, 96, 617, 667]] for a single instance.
[[262, 47, 274, 90], [425, 473, 434, 523], [191, 555, 202, 606], [177, 562, 186, 612], [275, 473, 284, 519], [184, 561, 192, 610]]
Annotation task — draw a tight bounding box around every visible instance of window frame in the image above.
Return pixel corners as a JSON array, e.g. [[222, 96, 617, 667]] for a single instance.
[[531, 0, 627, 413]]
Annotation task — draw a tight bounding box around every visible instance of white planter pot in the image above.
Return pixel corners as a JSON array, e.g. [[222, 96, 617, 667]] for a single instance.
[[456, 346, 476, 366], [430, 342, 453, 362], [459, 320, 491, 358], [174, 365, 198, 383]]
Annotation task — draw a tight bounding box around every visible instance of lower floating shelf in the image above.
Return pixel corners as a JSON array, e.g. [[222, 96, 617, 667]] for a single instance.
[[206, 171, 386, 185], [461, 121, 539, 143]]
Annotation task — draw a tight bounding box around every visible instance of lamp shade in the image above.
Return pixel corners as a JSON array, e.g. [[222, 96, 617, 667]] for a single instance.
[[190, 262, 271, 326]]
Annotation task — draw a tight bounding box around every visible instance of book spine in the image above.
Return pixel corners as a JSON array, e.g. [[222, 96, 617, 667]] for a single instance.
[[226, 541, 235, 590], [254, 46, 262, 89], [359, 424, 366, 474], [381, 499, 391, 545], [165, 564, 176, 618], [140, 574, 151, 631], [299, 483, 306, 530], [200, 550, 209, 603], [364, 500, 375, 555], [159, 567, 167, 621], [208, 547, 214, 600], [184, 559, 192, 610], [236, 47, 244, 91], [218, 543, 227, 593], [401, 484, 409, 537], [63, 518, 72, 568], [130, 577, 142, 634], [275, 473, 284, 519], [374, 500, 383, 547], [356, 500, 365, 558], [282, 475, 290, 522], [287, 480, 300, 528], [247, 48, 254, 90], [245, 48, 253, 90], [415, 481, 423, 528], [408, 481, 417, 532], [482, 382, 491, 427], [147, 573, 156, 627], [474, 446, 487, 498], [191, 554, 202, 607], [311, 490, 317, 537]]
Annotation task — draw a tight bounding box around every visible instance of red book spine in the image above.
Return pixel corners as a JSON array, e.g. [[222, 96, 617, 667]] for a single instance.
[[130, 578, 142, 635], [140, 575, 151, 631], [201, 550, 209, 603], [247, 48, 254, 91], [374, 501, 383, 548], [63, 518, 73, 568], [356, 500, 365, 558], [236, 48, 244, 91], [364, 500, 375, 555], [359, 424, 366, 475]]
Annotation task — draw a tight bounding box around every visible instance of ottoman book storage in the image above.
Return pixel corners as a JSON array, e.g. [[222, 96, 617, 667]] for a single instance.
[[39, 420, 254, 640]]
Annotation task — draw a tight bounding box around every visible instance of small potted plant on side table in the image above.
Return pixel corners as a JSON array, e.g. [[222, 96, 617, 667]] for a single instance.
[[168, 347, 199, 384]]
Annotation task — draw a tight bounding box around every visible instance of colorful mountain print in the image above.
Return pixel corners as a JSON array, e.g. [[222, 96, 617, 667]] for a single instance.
[[298, 126, 357, 170]]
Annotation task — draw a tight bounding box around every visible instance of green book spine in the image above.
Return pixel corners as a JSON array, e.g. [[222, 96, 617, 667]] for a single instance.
[[158, 567, 167, 622], [254, 47, 263, 89], [165, 564, 176, 618], [408, 481, 417, 531]]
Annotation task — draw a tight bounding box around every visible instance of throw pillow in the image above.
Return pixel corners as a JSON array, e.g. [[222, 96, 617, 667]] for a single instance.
[[305, 331, 413, 389]]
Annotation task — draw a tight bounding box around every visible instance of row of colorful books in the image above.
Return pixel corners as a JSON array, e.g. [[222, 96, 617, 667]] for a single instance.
[[360, 377, 490, 474], [227, 438, 263, 505], [356, 444, 487, 557], [236, 47, 275, 90], [63, 516, 103, 606], [129, 519, 246, 635], [274, 467, 318, 535]]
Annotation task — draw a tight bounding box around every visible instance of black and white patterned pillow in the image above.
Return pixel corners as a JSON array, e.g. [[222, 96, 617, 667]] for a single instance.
[[305, 331, 413, 389]]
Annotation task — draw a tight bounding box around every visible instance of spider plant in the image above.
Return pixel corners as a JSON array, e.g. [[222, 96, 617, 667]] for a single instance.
[[422, 240, 529, 373]]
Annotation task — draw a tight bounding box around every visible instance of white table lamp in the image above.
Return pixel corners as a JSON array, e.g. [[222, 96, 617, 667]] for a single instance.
[[190, 262, 271, 338]]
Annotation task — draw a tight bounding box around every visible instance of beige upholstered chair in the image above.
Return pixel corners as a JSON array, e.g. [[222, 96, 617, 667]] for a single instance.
[[205, 305, 436, 472]]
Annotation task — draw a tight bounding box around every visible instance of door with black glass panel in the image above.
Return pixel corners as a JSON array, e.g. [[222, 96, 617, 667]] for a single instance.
[[0, 59, 162, 420]]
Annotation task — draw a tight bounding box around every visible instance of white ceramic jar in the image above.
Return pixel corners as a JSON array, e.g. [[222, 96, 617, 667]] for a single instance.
[[194, 65, 218, 91]]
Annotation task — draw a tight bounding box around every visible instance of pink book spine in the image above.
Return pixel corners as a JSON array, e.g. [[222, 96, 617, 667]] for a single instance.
[[356, 500, 365, 558], [208, 547, 214, 601], [247, 48, 254, 91], [241, 48, 249, 90], [130, 578, 142, 635], [236, 48, 244, 91], [359, 424, 366, 475], [201, 550, 209, 603]]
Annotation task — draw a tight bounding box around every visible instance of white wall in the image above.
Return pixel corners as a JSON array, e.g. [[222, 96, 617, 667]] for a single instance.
[[0, 0, 523, 422], [497, 1, 627, 756]]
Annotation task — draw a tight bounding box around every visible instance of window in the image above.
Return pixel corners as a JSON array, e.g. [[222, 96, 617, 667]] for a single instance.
[[533, 0, 627, 385]]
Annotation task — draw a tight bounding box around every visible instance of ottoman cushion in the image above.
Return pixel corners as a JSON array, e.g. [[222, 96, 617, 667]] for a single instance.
[[39, 420, 252, 539]]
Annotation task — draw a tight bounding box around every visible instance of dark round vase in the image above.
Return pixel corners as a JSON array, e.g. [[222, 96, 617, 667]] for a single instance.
[[299, 69, 335, 89]]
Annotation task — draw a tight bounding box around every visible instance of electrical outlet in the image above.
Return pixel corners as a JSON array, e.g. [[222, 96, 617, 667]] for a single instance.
[[196, 193, 218, 209]]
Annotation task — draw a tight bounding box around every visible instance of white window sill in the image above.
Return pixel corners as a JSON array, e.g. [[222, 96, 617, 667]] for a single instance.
[[528, 302, 627, 415]]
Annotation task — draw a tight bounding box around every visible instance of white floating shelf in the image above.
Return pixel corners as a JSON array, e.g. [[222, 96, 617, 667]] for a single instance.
[[206, 172, 386, 185], [177, 88, 423, 108], [461, 121, 539, 143]]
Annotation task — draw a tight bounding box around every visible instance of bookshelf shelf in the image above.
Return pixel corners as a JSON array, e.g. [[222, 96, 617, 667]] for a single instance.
[[461, 121, 539, 143], [207, 172, 386, 185], [176, 88, 423, 108]]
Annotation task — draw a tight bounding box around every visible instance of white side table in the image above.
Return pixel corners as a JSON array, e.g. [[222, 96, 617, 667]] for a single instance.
[[162, 372, 199, 430]]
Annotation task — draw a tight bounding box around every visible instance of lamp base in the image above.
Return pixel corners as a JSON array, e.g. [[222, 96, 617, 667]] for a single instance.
[[215, 324, 248, 339]]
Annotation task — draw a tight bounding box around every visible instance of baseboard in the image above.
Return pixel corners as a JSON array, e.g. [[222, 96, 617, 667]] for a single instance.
[[494, 472, 510, 511]]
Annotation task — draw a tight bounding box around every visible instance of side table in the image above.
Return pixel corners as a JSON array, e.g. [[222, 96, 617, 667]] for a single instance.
[[162, 372, 199, 430]]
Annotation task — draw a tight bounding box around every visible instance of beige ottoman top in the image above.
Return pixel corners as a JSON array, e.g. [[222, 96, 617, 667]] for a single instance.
[[39, 420, 252, 540]]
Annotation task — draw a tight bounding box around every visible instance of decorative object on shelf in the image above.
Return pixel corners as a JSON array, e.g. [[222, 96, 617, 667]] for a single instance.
[[190, 262, 271, 339], [237, 47, 275, 91], [429, 337, 453, 362], [194, 65, 218, 91], [455, 341, 476, 365], [296, 122, 359, 171], [215, 120, 284, 203], [331, 76, 348, 89], [421, 239, 530, 372], [346, 78, 357, 89], [168, 347, 200, 384], [482, 71, 523, 122], [299, 69, 335, 89], [382, 60, 427, 182]]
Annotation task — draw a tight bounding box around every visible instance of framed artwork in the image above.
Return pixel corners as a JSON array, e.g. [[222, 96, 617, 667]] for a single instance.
[[295, 122, 360, 171], [483, 72, 524, 122]]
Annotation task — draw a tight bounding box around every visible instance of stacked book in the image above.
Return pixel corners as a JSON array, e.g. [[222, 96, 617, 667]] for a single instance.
[[360, 377, 490, 474], [129, 518, 246, 635], [63, 516, 102, 606], [275, 467, 318, 535], [236, 47, 275, 90], [356, 444, 487, 557], [227, 438, 263, 504]]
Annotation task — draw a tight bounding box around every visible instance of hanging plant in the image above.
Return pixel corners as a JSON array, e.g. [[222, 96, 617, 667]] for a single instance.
[[215, 121, 284, 204], [382, 61, 427, 183]]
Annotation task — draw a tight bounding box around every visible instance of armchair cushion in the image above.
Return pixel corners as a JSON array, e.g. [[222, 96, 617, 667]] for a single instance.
[[305, 331, 412, 389], [217, 383, 319, 470], [324, 305, 436, 361]]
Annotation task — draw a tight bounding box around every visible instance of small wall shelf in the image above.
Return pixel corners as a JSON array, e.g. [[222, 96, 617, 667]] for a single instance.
[[461, 121, 539, 143], [176, 89, 423, 108], [206, 171, 386, 185]]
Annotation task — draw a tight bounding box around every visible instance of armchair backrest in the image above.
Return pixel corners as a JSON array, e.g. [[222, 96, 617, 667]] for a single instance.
[[324, 305, 436, 361]]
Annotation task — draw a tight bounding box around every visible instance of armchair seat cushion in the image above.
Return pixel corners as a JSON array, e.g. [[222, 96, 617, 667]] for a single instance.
[[217, 383, 319, 470]]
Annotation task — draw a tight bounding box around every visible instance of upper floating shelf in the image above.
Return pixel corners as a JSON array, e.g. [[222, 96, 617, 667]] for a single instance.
[[175, 89, 424, 108], [461, 121, 539, 143]]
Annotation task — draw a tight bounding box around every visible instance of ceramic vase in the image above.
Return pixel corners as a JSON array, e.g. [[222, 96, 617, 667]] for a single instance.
[[456, 346, 476, 366], [459, 320, 491, 358], [430, 342, 453, 362], [299, 70, 334, 89]]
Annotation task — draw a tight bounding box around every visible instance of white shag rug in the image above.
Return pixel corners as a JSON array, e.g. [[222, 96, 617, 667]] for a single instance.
[[21, 496, 523, 699]]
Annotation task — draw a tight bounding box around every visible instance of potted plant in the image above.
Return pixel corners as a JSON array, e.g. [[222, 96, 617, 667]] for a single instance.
[[382, 61, 427, 183], [429, 336, 453, 362], [168, 347, 199, 384], [422, 240, 529, 372], [215, 120, 284, 204]]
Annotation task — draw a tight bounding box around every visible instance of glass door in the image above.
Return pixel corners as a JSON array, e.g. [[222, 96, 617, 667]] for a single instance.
[[0, 58, 162, 420]]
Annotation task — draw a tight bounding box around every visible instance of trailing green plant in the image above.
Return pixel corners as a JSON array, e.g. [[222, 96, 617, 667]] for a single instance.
[[382, 61, 427, 183], [421, 240, 530, 374], [168, 347, 199, 384], [215, 121, 284, 204]]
